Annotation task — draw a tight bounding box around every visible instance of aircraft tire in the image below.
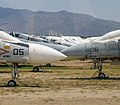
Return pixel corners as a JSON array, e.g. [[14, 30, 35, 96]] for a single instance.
[[33, 66, 39, 72], [7, 80, 16, 87], [98, 73, 106, 79], [46, 63, 51, 67]]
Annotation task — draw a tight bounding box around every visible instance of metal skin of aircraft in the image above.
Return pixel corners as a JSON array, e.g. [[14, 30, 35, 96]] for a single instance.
[[20, 39, 68, 71], [9, 29, 120, 49], [17, 37, 68, 52], [45, 36, 81, 46], [96, 29, 120, 41], [44, 29, 120, 45], [9, 31, 68, 71], [0, 31, 67, 87], [62, 39, 120, 79], [83, 29, 120, 42], [9, 31, 68, 52]]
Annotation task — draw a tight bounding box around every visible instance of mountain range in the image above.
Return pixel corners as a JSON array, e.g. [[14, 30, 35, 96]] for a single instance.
[[0, 7, 120, 36]]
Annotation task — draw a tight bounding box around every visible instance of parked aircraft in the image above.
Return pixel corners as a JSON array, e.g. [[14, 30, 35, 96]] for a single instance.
[[9, 31, 68, 52], [7, 29, 120, 74], [9, 29, 120, 49], [0, 31, 67, 87], [52, 29, 120, 43], [43, 29, 120, 45], [44, 35, 83, 46], [85, 29, 120, 42], [62, 39, 120, 78], [9, 31, 68, 70]]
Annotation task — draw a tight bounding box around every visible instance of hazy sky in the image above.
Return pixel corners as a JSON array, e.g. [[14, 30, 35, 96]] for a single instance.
[[0, 0, 120, 22]]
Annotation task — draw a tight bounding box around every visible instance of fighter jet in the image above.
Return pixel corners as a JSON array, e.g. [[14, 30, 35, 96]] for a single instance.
[[83, 29, 120, 42], [9, 31, 68, 70], [40, 29, 120, 46], [9, 31, 68, 52], [0, 31, 67, 87], [62, 39, 120, 79]]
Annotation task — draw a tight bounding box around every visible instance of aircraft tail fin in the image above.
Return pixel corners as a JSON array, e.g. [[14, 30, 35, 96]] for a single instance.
[[0, 31, 21, 42]]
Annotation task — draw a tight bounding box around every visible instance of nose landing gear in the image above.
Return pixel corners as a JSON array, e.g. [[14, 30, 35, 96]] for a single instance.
[[7, 80, 16, 87], [7, 63, 19, 87], [92, 59, 107, 79]]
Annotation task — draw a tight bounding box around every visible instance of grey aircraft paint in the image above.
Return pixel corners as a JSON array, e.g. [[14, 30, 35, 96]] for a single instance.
[[62, 40, 120, 60]]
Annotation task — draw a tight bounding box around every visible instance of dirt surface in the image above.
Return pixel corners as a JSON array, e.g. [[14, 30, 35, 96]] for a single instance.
[[0, 60, 120, 105]]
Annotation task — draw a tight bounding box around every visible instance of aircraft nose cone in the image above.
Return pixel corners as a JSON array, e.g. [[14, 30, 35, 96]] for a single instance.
[[51, 50, 67, 60], [61, 43, 85, 58], [62, 43, 87, 59], [39, 45, 67, 62], [29, 43, 67, 64], [61, 45, 77, 56]]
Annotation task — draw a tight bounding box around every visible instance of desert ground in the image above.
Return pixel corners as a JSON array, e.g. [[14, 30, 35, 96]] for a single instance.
[[0, 60, 120, 105]]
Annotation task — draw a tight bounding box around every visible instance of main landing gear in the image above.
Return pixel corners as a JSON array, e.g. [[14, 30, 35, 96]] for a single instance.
[[7, 63, 19, 87], [32, 66, 39, 72], [92, 59, 106, 79], [32, 63, 52, 72]]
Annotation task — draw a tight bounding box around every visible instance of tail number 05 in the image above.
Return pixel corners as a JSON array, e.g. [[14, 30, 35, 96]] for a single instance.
[[13, 49, 24, 55]]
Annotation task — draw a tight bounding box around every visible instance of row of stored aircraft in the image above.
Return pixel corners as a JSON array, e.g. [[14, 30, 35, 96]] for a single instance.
[[0, 29, 120, 87]]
